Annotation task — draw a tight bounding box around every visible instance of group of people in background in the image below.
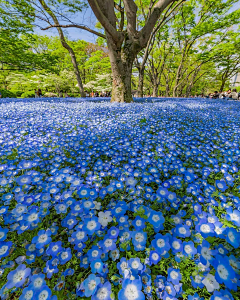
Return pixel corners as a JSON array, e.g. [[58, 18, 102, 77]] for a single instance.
[[207, 89, 240, 100], [87, 91, 111, 97]]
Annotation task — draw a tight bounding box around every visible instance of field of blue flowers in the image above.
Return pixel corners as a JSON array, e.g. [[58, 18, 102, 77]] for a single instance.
[[0, 98, 240, 300]]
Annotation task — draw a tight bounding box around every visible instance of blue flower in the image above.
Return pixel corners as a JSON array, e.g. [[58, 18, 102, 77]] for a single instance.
[[83, 217, 101, 235], [225, 228, 240, 248], [107, 227, 119, 239], [167, 268, 182, 285], [151, 233, 170, 255], [188, 293, 203, 300], [91, 259, 103, 274], [197, 240, 216, 265], [6, 264, 31, 289], [174, 224, 191, 238], [183, 241, 197, 257], [83, 274, 101, 297], [148, 210, 165, 229], [225, 208, 240, 226], [35, 285, 52, 300], [46, 241, 63, 257], [117, 258, 129, 275], [19, 286, 36, 300], [170, 238, 183, 254], [149, 251, 161, 265], [128, 258, 143, 275], [213, 255, 235, 289], [118, 279, 145, 300], [99, 237, 116, 253], [92, 281, 112, 300], [29, 273, 46, 290], [0, 241, 13, 259], [132, 217, 146, 230], [87, 246, 103, 261], [32, 230, 52, 249], [216, 180, 228, 192], [58, 248, 72, 264], [0, 227, 8, 241]]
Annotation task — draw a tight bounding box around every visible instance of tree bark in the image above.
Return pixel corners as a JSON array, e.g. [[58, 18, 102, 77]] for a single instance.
[[107, 35, 134, 103], [137, 66, 145, 97], [152, 83, 159, 97]]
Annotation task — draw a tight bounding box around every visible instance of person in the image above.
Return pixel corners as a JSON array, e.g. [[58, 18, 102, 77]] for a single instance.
[[0, 91, 2, 98], [35, 90, 38, 98], [229, 88, 238, 100], [212, 91, 219, 99], [85, 90, 89, 97]]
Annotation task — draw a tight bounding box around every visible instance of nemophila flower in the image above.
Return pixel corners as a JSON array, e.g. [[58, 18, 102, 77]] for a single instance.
[[29, 273, 46, 290], [6, 264, 31, 289], [83, 199, 95, 211], [87, 246, 103, 261], [83, 217, 101, 235], [107, 227, 119, 239], [148, 210, 165, 229], [213, 255, 235, 289], [118, 279, 144, 300], [46, 241, 62, 257], [117, 258, 129, 275], [228, 254, 240, 274], [167, 268, 182, 285], [99, 237, 117, 253], [80, 255, 90, 269], [149, 251, 161, 265], [0, 227, 8, 241], [225, 227, 240, 248], [225, 208, 240, 226], [128, 258, 143, 275], [164, 282, 176, 297], [91, 259, 103, 274], [78, 186, 90, 198], [131, 231, 147, 246], [197, 240, 216, 265], [61, 215, 77, 229], [196, 220, 215, 238], [35, 285, 52, 300], [12, 204, 27, 217], [110, 249, 120, 261], [71, 230, 88, 244], [16, 175, 32, 186], [188, 293, 203, 300], [151, 233, 170, 255], [83, 274, 101, 297], [92, 281, 112, 300], [202, 273, 219, 292], [58, 248, 72, 264], [132, 216, 146, 230], [183, 241, 197, 258], [32, 230, 52, 249], [170, 238, 183, 254], [216, 179, 228, 192], [55, 203, 68, 214], [0, 241, 13, 259], [214, 222, 226, 238], [19, 286, 36, 300], [174, 224, 191, 238]]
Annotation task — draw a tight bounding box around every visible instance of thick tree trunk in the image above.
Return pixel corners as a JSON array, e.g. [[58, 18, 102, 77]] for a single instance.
[[137, 67, 145, 97], [107, 35, 134, 103], [152, 84, 159, 97]]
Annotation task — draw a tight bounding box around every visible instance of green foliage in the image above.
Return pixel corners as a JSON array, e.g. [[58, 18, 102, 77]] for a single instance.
[[0, 89, 16, 98], [21, 90, 35, 98]]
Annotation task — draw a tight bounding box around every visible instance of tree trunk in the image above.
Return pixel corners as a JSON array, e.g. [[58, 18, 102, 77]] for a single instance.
[[152, 83, 159, 97], [137, 67, 145, 97], [107, 35, 134, 103]]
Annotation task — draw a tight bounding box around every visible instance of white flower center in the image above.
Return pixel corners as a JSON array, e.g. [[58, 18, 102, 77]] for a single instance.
[[170, 270, 178, 279], [184, 245, 192, 254], [135, 233, 144, 242], [0, 245, 8, 255], [38, 290, 49, 300], [39, 234, 47, 243], [157, 239, 165, 248], [217, 265, 229, 280], [96, 287, 108, 300], [172, 241, 180, 249], [124, 284, 138, 300], [200, 224, 210, 233], [92, 250, 99, 257], [88, 280, 97, 290], [13, 270, 25, 283], [87, 221, 96, 230], [179, 227, 186, 234]]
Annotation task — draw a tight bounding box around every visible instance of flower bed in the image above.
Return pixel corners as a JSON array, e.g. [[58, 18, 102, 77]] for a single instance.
[[0, 99, 239, 300]]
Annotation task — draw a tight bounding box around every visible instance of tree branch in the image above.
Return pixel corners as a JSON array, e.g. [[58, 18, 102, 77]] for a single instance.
[[139, 0, 177, 48], [41, 24, 106, 39], [122, 0, 137, 35], [87, 0, 122, 43]]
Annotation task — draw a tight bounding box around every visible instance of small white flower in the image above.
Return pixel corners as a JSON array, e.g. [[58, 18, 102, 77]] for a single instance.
[[202, 274, 219, 292], [98, 211, 112, 227]]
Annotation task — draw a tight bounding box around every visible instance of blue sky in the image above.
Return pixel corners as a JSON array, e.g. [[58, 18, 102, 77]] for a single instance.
[[34, 6, 98, 43], [34, 2, 240, 43]]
